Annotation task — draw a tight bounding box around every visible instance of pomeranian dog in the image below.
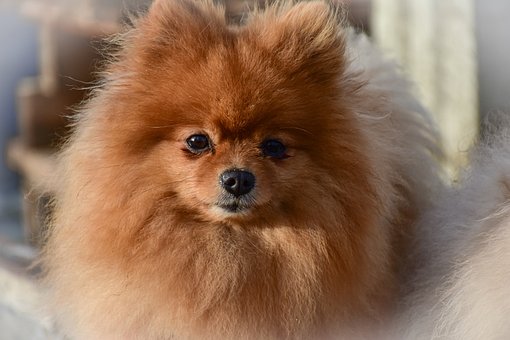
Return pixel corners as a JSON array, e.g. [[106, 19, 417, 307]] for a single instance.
[[42, 0, 442, 339], [399, 117, 510, 340]]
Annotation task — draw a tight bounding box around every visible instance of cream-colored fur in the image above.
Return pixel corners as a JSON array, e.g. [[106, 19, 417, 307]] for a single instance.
[[400, 119, 510, 339]]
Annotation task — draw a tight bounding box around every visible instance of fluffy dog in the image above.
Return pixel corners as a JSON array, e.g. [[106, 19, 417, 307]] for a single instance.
[[42, 0, 442, 339], [399, 118, 510, 339]]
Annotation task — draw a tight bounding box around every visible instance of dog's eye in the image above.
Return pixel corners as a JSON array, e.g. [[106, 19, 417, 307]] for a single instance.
[[261, 139, 287, 159], [186, 134, 211, 154]]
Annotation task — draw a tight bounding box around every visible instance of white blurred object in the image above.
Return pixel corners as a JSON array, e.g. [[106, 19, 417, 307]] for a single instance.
[[372, 0, 478, 177]]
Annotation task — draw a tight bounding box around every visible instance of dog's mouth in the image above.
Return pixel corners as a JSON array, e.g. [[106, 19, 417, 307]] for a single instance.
[[218, 202, 248, 213], [214, 195, 255, 215]]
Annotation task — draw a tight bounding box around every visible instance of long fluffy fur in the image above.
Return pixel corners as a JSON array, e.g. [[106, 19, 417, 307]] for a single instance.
[[399, 115, 510, 339], [42, 1, 442, 339]]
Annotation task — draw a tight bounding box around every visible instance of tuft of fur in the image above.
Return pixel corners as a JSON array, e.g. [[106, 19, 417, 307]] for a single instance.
[[400, 114, 510, 339], [42, 1, 442, 339]]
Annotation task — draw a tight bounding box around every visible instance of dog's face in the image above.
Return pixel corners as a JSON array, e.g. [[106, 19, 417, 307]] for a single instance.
[[100, 0, 373, 227], [159, 61, 356, 224]]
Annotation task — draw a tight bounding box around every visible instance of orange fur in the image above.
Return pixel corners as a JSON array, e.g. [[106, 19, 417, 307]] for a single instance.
[[42, 1, 442, 339]]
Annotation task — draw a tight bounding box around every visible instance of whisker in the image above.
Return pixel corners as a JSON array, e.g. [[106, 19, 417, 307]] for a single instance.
[[278, 126, 314, 135], [147, 125, 176, 129]]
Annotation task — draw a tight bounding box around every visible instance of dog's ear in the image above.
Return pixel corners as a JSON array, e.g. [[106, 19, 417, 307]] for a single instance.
[[141, 0, 226, 52], [253, 1, 346, 83]]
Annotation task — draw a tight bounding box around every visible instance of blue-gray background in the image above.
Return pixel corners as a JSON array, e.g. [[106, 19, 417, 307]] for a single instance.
[[0, 5, 38, 240]]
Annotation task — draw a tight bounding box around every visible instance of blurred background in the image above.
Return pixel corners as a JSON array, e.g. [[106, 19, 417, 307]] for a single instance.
[[0, 0, 508, 338]]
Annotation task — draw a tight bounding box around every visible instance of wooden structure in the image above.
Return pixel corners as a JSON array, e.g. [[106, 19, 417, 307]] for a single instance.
[[7, 1, 123, 244]]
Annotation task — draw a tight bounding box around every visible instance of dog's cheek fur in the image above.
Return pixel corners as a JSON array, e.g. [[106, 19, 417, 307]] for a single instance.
[[41, 1, 439, 339]]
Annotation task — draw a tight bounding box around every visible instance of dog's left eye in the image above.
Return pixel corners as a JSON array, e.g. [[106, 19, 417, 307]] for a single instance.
[[261, 139, 288, 159], [186, 134, 211, 154]]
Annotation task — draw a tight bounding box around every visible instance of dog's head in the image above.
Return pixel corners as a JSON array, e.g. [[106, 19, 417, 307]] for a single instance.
[[94, 0, 374, 227]]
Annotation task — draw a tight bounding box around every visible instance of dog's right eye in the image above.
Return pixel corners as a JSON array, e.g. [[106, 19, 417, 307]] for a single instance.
[[186, 134, 211, 154]]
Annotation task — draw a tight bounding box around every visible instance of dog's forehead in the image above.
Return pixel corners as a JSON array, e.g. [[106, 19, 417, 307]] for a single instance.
[[148, 32, 329, 138], [206, 97, 275, 139], [196, 47, 291, 133]]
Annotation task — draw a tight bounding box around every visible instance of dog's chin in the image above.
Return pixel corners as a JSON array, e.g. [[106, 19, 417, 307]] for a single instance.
[[209, 204, 253, 221], [210, 203, 253, 218]]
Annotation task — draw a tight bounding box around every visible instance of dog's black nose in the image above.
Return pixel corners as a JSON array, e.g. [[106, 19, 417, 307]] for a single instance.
[[220, 169, 255, 197]]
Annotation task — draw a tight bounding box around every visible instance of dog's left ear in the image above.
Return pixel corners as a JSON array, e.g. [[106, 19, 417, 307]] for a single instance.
[[253, 1, 346, 83], [141, 0, 226, 52]]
